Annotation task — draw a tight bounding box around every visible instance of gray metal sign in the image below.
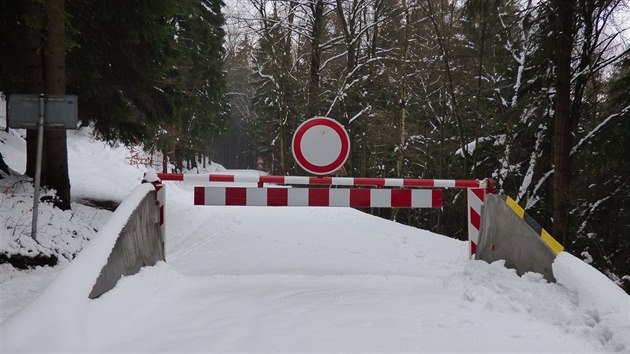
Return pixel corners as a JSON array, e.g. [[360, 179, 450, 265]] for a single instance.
[[8, 94, 78, 129]]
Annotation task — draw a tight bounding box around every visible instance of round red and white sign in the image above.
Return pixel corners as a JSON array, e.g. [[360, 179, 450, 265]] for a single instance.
[[292, 117, 350, 175]]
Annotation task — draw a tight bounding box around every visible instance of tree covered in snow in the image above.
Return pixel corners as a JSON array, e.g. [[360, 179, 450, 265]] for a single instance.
[[225, 0, 630, 291], [1, 0, 228, 173]]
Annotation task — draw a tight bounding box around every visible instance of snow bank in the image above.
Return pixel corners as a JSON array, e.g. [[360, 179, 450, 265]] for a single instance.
[[0, 129, 26, 174], [553, 252, 630, 351], [68, 128, 146, 202], [0, 174, 111, 262], [0, 183, 154, 352]]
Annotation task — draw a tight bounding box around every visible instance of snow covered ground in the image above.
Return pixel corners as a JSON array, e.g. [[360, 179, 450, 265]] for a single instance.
[[0, 97, 629, 352]]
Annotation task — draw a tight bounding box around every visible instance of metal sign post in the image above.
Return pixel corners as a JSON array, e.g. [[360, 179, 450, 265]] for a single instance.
[[31, 95, 45, 240], [8, 94, 78, 241]]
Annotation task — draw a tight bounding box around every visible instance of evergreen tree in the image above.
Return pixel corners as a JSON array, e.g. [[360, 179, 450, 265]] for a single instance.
[[572, 57, 630, 292], [66, 0, 182, 144], [0, 0, 20, 98], [168, 0, 228, 168]]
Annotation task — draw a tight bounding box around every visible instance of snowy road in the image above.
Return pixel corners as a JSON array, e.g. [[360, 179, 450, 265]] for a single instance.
[[2, 183, 629, 352], [73, 184, 626, 352]]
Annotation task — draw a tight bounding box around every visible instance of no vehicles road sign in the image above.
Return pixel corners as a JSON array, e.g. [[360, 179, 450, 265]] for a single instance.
[[292, 117, 350, 175]]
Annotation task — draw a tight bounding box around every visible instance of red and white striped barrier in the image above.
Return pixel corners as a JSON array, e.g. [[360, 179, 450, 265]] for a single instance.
[[194, 187, 442, 208], [153, 172, 494, 258], [467, 188, 485, 257], [157, 173, 487, 189], [156, 183, 165, 250], [142, 173, 166, 260]]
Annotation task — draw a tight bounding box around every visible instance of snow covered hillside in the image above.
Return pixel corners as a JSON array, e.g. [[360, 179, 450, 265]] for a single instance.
[[1, 98, 629, 352], [0, 98, 142, 322]]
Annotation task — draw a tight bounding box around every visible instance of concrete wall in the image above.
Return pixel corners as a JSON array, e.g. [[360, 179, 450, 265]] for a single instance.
[[89, 190, 164, 299], [475, 195, 560, 282]]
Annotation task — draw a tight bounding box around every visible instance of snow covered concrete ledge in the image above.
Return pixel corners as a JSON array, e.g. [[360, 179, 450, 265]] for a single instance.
[[0, 183, 162, 351]]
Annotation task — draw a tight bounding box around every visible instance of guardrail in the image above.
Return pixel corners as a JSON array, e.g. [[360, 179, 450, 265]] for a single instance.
[[89, 182, 164, 298]]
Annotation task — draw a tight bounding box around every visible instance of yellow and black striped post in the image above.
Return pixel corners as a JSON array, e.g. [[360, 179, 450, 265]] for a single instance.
[[505, 197, 564, 255]]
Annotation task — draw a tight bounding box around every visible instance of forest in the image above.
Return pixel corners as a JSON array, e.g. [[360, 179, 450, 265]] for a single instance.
[[221, 0, 630, 292], [0, 0, 629, 292]]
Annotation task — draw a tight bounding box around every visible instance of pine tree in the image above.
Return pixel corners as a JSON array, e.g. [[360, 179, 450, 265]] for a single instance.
[[66, 0, 181, 144], [167, 0, 228, 168]]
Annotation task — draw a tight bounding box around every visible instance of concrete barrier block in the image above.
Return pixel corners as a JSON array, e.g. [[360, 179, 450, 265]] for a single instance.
[[89, 190, 164, 299], [475, 195, 559, 282]]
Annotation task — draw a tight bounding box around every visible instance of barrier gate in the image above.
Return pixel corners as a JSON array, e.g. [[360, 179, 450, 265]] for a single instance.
[[150, 172, 495, 258]]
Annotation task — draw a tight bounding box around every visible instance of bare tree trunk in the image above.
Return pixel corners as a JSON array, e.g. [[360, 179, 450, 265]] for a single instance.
[[396, 0, 411, 178], [552, 0, 575, 247], [334, 0, 359, 175], [19, 0, 71, 209], [19, 0, 44, 178], [43, 0, 71, 210], [308, 0, 324, 115], [278, 1, 296, 175], [422, 0, 469, 176], [279, 119, 286, 174]]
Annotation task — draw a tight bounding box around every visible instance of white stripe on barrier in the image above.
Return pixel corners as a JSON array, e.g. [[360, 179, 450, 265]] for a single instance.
[[183, 174, 209, 183], [247, 187, 267, 205], [234, 175, 257, 183], [205, 186, 226, 205], [285, 176, 311, 185], [371, 189, 391, 208], [434, 179, 457, 188], [384, 179, 405, 187], [288, 188, 308, 206], [331, 177, 355, 186], [329, 188, 350, 206]]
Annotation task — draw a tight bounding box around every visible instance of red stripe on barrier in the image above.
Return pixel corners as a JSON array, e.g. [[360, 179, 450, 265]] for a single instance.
[[267, 188, 288, 206], [471, 188, 485, 201], [432, 190, 442, 208], [350, 189, 371, 207], [455, 180, 481, 188], [309, 189, 329, 206], [210, 174, 235, 182], [309, 177, 333, 185], [485, 178, 495, 194], [470, 241, 477, 255], [260, 175, 285, 184], [226, 187, 247, 205], [470, 207, 481, 230], [158, 173, 183, 181], [391, 189, 412, 208], [159, 206, 164, 225], [354, 178, 385, 186], [194, 187, 205, 206], [403, 179, 435, 187]]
